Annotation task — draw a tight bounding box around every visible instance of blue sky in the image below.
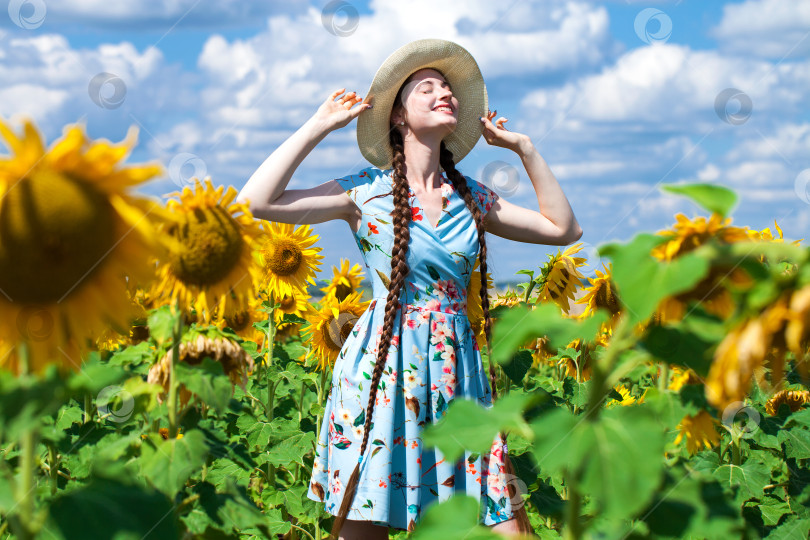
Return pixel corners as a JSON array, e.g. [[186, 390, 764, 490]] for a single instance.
[[1, 0, 808, 284]]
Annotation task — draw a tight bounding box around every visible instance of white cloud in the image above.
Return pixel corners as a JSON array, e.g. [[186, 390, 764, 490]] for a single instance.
[[18, 0, 309, 29], [710, 0, 810, 59], [0, 30, 194, 139], [726, 122, 810, 163], [520, 43, 810, 134]]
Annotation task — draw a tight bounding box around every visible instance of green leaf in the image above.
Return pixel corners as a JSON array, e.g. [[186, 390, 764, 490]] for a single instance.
[[640, 316, 719, 377], [47, 476, 180, 540], [778, 426, 810, 460], [205, 458, 252, 490], [264, 432, 316, 468], [660, 182, 738, 218], [183, 480, 287, 536], [766, 514, 810, 539], [530, 404, 666, 521], [263, 485, 320, 523], [491, 303, 608, 366], [757, 495, 792, 527], [712, 460, 771, 502], [426, 265, 441, 280], [411, 494, 502, 540], [175, 357, 233, 413], [501, 349, 533, 385], [148, 304, 181, 345], [107, 340, 157, 369], [139, 429, 209, 496], [423, 391, 542, 463], [599, 233, 710, 324], [639, 469, 741, 538]]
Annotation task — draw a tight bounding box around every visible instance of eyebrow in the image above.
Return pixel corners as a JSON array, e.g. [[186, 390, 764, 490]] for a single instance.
[[415, 80, 452, 89]]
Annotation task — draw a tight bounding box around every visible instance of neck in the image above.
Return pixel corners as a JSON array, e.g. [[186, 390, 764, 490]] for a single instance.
[[400, 133, 444, 191]]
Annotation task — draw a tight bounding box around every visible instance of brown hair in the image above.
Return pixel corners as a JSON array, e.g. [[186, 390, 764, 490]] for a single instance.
[[330, 70, 533, 538]]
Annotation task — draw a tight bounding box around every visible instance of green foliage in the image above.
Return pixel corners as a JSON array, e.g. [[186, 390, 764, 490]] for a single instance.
[[660, 182, 738, 218], [599, 233, 710, 325], [3, 184, 810, 539]]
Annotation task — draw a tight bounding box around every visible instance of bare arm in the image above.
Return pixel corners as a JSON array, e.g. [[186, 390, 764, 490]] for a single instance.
[[236, 88, 372, 225], [479, 111, 583, 245]]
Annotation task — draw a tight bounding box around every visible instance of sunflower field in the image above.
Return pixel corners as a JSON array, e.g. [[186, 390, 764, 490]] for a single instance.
[[1, 118, 810, 540]]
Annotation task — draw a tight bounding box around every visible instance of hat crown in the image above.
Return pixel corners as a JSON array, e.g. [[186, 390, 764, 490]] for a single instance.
[[356, 39, 488, 170]]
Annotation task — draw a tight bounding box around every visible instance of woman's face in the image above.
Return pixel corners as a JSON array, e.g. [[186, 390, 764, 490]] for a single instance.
[[392, 68, 458, 138]]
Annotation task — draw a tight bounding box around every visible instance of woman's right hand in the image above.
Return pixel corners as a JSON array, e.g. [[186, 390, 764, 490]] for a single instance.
[[314, 88, 372, 132]]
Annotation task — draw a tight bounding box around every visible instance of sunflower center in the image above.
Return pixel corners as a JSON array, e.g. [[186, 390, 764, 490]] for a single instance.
[[279, 294, 296, 311], [225, 311, 250, 331], [168, 206, 243, 286], [334, 283, 353, 302], [0, 169, 116, 303], [322, 312, 359, 351], [266, 239, 302, 276]]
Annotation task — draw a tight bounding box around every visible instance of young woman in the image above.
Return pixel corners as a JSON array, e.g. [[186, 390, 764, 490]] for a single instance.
[[237, 39, 582, 540]]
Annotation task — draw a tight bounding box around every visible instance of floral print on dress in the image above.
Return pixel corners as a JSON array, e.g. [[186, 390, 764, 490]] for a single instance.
[[308, 167, 510, 532]]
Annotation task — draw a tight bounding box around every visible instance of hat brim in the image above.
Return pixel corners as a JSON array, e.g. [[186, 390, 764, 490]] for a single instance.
[[357, 39, 488, 170]]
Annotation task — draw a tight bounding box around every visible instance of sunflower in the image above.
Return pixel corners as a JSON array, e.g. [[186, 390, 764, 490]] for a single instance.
[[151, 178, 264, 324], [673, 410, 721, 455], [95, 283, 155, 352], [259, 221, 323, 299], [747, 220, 805, 269], [0, 118, 168, 374], [271, 287, 313, 341], [321, 258, 364, 302], [652, 213, 751, 261], [765, 389, 810, 416], [492, 289, 523, 309], [606, 384, 641, 407], [303, 292, 369, 372], [536, 243, 587, 314], [212, 294, 266, 349], [467, 259, 494, 352], [705, 291, 794, 411], [668, 365, 703, 391], [651, 214, 754, 324], [574, 262, 621, 321], [147, 332, 255, 408], [531, 336, 593, 381]]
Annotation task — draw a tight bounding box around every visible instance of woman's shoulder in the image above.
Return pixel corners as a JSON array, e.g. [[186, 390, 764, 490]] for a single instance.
[[334, 166, 393, 193], [461, 174, 499, 215]]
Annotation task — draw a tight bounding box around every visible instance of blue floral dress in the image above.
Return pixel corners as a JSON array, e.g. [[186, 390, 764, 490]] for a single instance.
[[306, 166, 514, 532]]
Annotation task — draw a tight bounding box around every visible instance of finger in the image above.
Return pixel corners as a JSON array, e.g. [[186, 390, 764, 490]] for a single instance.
[[345, 95, 363, 109], [331, 88, 347, 99], [350, 102, 373, 118]]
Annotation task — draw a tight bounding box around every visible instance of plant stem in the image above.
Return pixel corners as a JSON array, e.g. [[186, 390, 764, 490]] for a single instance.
[[168, 302, 183, 439], [15, 342, 36, 540], [584, 314, 632, 422], [47, 443, 58, 496], [298, 380, 306, 425], [290, 523, 315, 540], [658, 362, 669, 392], [563, 467, 582, 540], [265, 293, 276, 368], [731, 433, 741, 466]]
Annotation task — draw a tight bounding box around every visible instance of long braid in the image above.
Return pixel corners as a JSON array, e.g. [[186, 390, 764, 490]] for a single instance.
[[329, 127, 412, 539], [440, 141, 535, 536]]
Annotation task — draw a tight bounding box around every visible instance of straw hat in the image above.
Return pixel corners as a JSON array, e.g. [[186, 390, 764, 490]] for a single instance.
[[357, 38, 488, 170]]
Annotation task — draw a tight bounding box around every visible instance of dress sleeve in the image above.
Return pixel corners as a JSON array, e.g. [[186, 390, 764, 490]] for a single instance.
[[464, 175, 499, 217], [333, 169, 373, 210]]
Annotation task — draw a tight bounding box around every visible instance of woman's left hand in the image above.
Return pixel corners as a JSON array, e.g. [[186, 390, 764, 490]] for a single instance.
[[480, 110, 529, 153]]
